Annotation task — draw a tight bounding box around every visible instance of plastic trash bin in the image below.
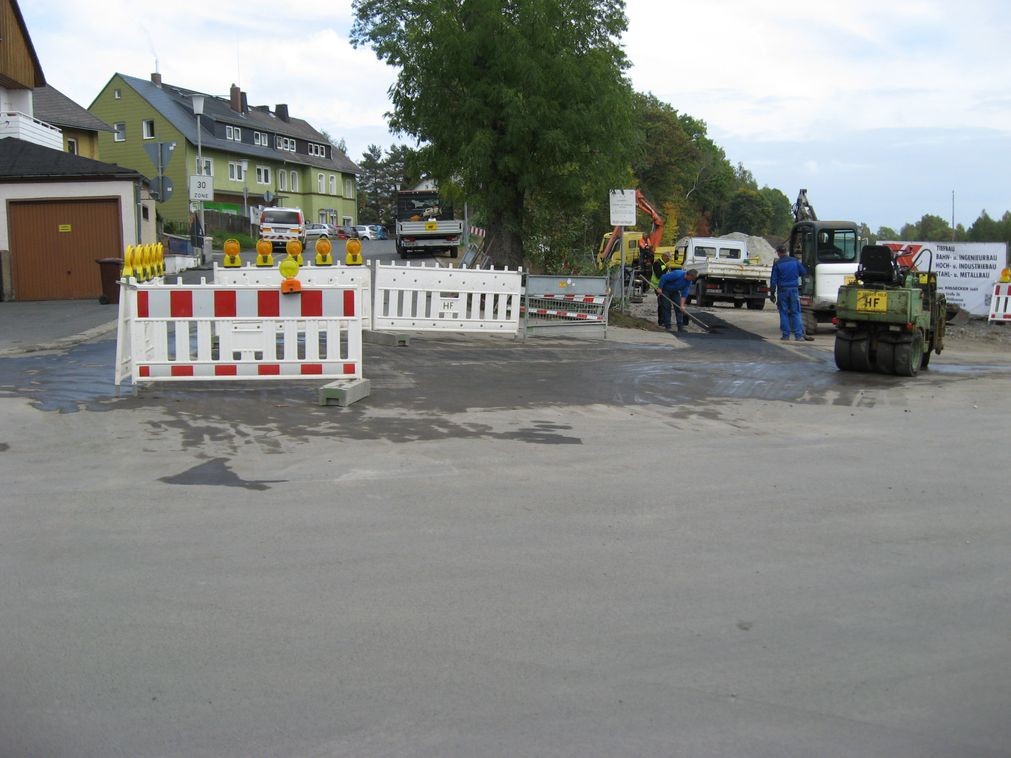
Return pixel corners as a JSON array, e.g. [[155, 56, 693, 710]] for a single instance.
[[95, 258, 123, 304]]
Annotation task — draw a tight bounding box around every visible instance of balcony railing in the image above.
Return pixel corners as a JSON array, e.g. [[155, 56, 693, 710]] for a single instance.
[[0, 111, 64, 151]]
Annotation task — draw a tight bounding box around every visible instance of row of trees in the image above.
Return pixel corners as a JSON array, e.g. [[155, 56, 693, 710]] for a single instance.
[[870, 210, 1011, 245], [349, 0, 1007, 270]]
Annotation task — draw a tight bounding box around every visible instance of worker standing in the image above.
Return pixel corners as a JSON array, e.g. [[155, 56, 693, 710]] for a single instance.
[[769, 244, 814, 341], [657, 267, 699, 333], [650, 252, 672, 326]]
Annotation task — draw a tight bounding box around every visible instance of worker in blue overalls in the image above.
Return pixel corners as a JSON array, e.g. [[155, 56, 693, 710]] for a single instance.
[[769, 244, 814, 341], [656, 267, 698, 333]]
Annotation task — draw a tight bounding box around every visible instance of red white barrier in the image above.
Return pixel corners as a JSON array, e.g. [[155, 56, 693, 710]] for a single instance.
[[115, 281, 363, 385], [989, 282, 1011, 323]]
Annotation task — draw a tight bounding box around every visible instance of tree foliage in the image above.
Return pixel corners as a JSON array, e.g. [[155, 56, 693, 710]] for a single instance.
[[351, 0, 636, 268]]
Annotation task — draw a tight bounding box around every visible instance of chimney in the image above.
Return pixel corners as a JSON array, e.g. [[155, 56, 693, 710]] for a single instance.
[[275, 104, 289, 122], [230, 83, 241, 113], [151, 72, 162, 87], [240, 91, 248, 114]]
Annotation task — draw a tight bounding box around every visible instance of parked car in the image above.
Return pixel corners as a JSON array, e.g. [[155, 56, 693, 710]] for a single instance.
[[368, 224, 388, 240], [337, 225, 359, 240], [355, 225, 374, 240], [304, 223, 334, 240]]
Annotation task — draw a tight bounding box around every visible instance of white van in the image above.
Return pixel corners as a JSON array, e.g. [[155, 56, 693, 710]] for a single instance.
[[258, 207, 306, 251]]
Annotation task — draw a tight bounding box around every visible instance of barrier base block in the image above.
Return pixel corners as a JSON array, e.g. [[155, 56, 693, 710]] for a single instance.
[[363, 330, 411, 347], [318, 378, 371, 407]]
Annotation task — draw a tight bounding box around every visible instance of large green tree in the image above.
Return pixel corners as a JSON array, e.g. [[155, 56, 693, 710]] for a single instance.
[[351, 0, 636, 268]]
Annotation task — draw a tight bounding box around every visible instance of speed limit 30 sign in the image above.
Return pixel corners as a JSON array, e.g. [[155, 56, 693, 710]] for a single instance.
[[189, 175, 213, 201]]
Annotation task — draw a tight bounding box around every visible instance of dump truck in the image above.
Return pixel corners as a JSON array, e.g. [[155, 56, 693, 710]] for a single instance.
[[395, 189, 464, 258], [674, 236, 771, 309]]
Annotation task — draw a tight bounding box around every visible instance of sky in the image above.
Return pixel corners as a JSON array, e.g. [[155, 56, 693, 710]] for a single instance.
[[20, 0, 1011, 232]]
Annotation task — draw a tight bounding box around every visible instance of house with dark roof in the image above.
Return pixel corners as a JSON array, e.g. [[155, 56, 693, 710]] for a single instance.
[[0, 0, 155, 301], [89, 72, 361, 229], [0, 137, 153, 301], [32, 84, 114, 159]]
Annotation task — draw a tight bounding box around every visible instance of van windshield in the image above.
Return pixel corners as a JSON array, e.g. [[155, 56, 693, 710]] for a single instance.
[[263, 211, 300, 225]]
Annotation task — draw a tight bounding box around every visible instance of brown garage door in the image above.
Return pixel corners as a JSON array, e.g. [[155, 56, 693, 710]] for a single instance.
[[9, 198, 123, 301]]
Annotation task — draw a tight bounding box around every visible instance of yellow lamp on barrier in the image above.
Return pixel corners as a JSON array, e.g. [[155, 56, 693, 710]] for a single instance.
[[1001, 266, 1011, 283], [139, 244, 150, 281], [223, 238, 242, 268], [286, 239, 304, 266], [345, 237, 363, 266], [255, 238, 274, 267], [314, 237, 333, 266], [279, 254, 302, 294], [122, 245, 135, 279], [155, 243, 165, 277]]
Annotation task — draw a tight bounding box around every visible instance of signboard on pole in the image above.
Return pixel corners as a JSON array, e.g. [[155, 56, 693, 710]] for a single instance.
[[880, 241, 1008, 316], [609, 189, 637, 227], [189, 175, 213, 202]]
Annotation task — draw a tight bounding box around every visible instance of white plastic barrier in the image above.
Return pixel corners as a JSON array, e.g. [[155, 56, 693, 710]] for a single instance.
[[988, 282, 1011, 323], [115, 280, 363, 385], [214, 262, 372, 324], [372, 261, 522, 333]]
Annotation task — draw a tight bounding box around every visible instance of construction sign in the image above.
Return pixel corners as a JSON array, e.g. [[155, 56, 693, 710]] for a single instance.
[[880, 241, 1008, 316]]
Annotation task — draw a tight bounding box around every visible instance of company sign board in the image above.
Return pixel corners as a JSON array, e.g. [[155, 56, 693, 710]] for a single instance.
[[880, 241, 1008, 316]]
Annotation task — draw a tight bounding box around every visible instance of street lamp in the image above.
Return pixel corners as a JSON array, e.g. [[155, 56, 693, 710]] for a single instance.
[[191, 94, 206, 265]]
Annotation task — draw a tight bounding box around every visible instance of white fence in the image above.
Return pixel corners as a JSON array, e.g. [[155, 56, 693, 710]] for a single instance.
[[372, 261, 523, 333], [115, 280, 363, 385]]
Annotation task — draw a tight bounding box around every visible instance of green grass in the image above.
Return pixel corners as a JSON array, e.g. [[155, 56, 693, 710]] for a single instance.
[[211, 230, 257, 251]]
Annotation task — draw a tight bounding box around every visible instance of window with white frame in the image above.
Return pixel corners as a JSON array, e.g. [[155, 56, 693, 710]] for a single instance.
[[328, 175, 336, 195], [142, 119, 155, 139], [344, 177, 354, 198], [66, 138, 78, 155], [317, 173, 325, 193], [275, 136, 296, 152], [290, 171, 298, 191], [113, 88, 122, 99], [113, 122, 126, 142], [253, 131, 269, 146], [225, 125, 242, 142], [308, 143, 327, 158], [195, 157, 213, 176], [228, 161, 246, 181], [278, 170, 287, 191], [255, 166, 271, 185]]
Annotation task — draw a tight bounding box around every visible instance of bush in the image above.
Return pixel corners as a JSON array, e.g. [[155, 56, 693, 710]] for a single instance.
[[211, 230, 257, 251]]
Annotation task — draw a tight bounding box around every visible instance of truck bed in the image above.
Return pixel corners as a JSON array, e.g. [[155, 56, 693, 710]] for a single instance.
[[691, 260, 771, 280]]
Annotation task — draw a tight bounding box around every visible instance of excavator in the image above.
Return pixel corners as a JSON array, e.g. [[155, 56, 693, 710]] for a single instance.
[[595, 189, 671, 296], [786, 189, 861, 335]]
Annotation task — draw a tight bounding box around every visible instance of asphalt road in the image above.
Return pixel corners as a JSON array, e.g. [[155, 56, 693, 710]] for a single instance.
[[1, 308, 1010, 757]]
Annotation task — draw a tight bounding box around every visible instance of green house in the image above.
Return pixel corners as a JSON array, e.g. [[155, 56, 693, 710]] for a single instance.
[[89, 72, 360, 229]]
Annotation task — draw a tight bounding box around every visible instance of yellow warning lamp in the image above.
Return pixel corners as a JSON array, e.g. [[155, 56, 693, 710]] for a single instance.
[[255, 238, 274, 267], [138, 244, 150, 281], [344, 237, 363, 266], [122, 245, 136, 279], [223, 238, 242, 268], [279, 254, 302, 294], [155, 242, 165, 277], [1000, 266, 1011, 283], [314, 237, 334, 266], [285, 238, 304, 266]]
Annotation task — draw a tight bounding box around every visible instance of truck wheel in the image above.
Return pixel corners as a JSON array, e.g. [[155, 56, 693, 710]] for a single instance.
[[803, 310, 817, 336], [746, 299, 765, 310], [695, 278, 709, 307], [733, 300, 744, 309]]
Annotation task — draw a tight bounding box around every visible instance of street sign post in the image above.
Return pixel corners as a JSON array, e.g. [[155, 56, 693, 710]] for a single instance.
[[609, 189, 636, 227], [189, 175, 213, 202]]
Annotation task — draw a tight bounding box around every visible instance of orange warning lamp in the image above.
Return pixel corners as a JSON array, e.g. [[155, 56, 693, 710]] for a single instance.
[[285, 239, 304, 266], [223, 238, 242, 268], [345, 237, 363, 266], [314, 237, 334, 266], [255, 238, 274, 267], [1000, 266, 1011, 283]]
